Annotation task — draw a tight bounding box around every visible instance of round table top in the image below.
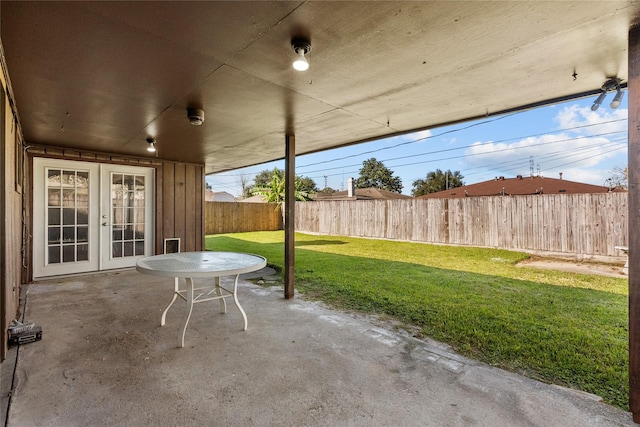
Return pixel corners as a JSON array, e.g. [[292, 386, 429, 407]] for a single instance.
[[136, 251, 267, 278]]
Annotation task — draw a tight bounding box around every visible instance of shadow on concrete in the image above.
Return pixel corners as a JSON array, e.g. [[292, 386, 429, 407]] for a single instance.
[[1, 269, 634, 426]]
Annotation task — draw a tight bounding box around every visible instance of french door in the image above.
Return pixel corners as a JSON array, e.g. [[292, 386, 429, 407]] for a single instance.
[[33, 158, 154, 278]]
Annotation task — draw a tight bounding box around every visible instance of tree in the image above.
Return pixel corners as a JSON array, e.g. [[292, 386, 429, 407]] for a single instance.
[[354, 158, 403, 193], [238, 173, 251, 198], [251, 168, 312, 206], [253, 168, 281, 187], [604, 166, 628, 190], [319, 187, 336, 194], [411, 169, 464, 196], [297, 176, 319, 193], [251, 168, 317, 194]]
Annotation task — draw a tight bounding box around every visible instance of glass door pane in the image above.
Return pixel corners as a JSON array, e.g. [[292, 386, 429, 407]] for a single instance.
[[46, 168, 90, 265], [101, 164, 153, 270], [110, 173, 146, 259], [34, 159, 152, 278]]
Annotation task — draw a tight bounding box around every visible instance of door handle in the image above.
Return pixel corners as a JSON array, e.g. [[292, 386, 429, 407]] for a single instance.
[[102, 222, 109, 226]]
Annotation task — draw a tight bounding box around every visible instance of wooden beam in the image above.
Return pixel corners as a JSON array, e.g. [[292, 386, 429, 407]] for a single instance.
[[629, 26, 640, 422], [284, 135, 295, 299], [0, 68, 7, 361]]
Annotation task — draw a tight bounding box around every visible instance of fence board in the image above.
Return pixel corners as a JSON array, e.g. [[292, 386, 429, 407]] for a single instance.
[[207, 194, 628, 257], [205, 202, 282, 234], [295, 193, 628, 257]]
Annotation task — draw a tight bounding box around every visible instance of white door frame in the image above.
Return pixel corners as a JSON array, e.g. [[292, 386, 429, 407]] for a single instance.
[[99, 164, 155, 270], [33, 158, 155, 278]]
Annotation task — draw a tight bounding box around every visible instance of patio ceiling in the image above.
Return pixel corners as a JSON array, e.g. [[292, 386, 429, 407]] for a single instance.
[[1, 1, 639, 174]]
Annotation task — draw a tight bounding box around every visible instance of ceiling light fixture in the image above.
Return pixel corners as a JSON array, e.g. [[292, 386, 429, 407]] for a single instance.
[[187, 107, 205, 126], [591, 78, 624, 111], [291, 37, 311, 72], [590, 91, 607, 111], [610, 86, 625, 109], [146, 137, 156, 152]]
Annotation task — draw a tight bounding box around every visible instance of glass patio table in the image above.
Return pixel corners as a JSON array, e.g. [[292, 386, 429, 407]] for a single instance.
[[136, 251, 267, 347]]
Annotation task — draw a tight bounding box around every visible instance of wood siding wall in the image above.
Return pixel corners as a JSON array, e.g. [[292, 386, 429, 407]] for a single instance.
[[24, 146, 205, 279], [158, 162, 204, 253], [1, 75, 23, 360], [295, 193, 628, 257], [205, 202, 282, 234]]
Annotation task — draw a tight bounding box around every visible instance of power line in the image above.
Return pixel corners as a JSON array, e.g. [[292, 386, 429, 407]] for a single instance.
[[303, 140, 627, 183], [462, 139, 627, 177], [295, 117, 626, 170], [304, 152, 622, 188], [480, 145, 624, 178], [298, 130, 626, 177], [544, 145, 627, 171], [296, 111, 528, 169], [208, 109, 628, 193], [211, 116, 627, 179]]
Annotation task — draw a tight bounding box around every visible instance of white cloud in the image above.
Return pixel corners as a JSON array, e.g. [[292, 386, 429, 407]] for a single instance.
[[555, 104, 627, 136], [463, 104, 627, 179], [466, 133, 569, 159], [547, 167, 606, 185], [402, 129, 432, 143]]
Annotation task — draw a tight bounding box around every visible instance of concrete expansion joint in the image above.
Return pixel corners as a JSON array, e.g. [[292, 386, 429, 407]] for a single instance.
[[408, 343, 468, 374]]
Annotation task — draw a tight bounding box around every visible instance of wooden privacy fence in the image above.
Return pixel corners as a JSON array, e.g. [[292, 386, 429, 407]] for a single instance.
[[205, 202, 282, 234], [295, 193, 628, 257]]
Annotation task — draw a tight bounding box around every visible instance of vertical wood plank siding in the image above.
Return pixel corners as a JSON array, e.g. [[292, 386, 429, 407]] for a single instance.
[[294, 193, 628, 257], [185, 165, 196, 249], [161, 162, 176, 250], [1, 81, 23, 360], [159, 162, 204, 254], [173, 164, 187, 249]]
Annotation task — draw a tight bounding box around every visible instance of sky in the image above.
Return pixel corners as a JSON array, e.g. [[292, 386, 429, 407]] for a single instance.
[[205, 95, 628, 197]]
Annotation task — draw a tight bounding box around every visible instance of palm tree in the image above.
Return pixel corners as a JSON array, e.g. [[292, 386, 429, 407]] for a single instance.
[[251, 168, 311, 208]]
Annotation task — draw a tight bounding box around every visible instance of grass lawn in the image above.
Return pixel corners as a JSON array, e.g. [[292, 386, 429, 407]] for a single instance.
[[206, 231, 629, 409]]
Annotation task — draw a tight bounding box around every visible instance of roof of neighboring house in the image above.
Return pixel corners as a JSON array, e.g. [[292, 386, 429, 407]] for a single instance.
[[314, 188, 413, 201], [205, 191, 236, 202], [417, 175, 621, 199], [239, 194, 268, 203]]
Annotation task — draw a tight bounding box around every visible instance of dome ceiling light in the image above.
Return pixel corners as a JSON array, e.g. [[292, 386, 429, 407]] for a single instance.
[[146, 137, 156, 152], [291, 37, 311, 72], [187, 107, 205, 126]]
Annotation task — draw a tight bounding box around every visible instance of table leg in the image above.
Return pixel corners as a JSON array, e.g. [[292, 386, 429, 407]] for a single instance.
[[178, 277, 194, 348], [215, 276, 227, 313], [232, 274, 248, 331], [161, 277, 179, 326]]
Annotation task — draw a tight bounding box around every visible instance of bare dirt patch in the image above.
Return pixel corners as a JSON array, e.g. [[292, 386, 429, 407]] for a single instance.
[[517, 257, 627, 278]]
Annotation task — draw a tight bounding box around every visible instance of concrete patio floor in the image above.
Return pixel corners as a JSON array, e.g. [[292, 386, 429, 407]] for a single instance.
[[1, 269, 635, 426]]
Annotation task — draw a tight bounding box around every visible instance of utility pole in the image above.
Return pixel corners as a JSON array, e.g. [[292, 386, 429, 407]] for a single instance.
[[530, 156, 534, 177]]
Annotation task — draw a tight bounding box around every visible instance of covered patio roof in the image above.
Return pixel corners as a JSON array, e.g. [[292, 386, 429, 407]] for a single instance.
[[3, 1, 640, 422], [1, 1, 638, 173]]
